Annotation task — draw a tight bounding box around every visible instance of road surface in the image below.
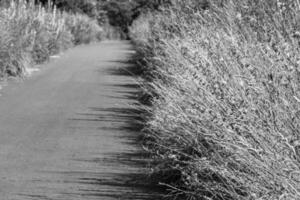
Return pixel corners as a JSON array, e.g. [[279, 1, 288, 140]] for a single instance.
[[0, 41, 161, 200]]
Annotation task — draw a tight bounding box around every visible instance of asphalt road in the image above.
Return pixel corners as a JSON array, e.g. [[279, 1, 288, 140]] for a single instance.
[[0, 41, 160, 200]]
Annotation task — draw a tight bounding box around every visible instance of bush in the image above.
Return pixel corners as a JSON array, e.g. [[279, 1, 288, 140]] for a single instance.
[[130, 0, 300, 199], [0, 0, 103, 77], [64, 13, 103, 44]]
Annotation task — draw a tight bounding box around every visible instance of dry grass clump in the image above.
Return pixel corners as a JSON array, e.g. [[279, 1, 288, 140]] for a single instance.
[[0, 0, 103, 77], [130, 0, 300, 199]]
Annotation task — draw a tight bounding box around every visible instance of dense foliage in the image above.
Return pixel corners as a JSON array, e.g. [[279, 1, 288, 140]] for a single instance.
[[130, 0, 300, 199], [98, 0, 170, 36], [36, 0, 168, 38], [0, 0, 102, 77]]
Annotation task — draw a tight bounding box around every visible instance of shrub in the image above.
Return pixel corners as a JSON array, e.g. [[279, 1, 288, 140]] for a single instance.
[[130, 0, 300, 199], [64, 13, 103, 44]]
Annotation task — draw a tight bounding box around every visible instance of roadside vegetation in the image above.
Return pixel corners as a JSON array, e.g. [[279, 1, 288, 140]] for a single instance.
[[0, 0, 163, 78], [0, 0, 103, 77], [130, 0, 300, 199]]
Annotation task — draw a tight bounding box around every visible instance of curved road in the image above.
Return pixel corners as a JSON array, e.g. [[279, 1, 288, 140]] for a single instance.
[[0, 41, 160, 200]]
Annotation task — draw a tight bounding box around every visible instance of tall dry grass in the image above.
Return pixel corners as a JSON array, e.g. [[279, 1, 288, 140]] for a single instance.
[[0, 0, 103, 77], [130, 0, 300, 199]]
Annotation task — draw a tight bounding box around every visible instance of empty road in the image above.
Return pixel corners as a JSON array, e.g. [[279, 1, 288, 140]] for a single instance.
[[0, 41, 160, 200]]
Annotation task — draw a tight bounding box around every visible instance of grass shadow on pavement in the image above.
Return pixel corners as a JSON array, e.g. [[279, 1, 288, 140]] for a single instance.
[[63, 55, 165, 200]]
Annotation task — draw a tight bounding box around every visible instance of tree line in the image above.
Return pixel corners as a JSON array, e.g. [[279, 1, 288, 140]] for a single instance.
[[32, 0, 170, 36], [0, 0, 170, 37]]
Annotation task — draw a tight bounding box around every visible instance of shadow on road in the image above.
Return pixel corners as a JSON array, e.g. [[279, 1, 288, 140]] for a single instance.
[[62, 55, 164, 200]]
